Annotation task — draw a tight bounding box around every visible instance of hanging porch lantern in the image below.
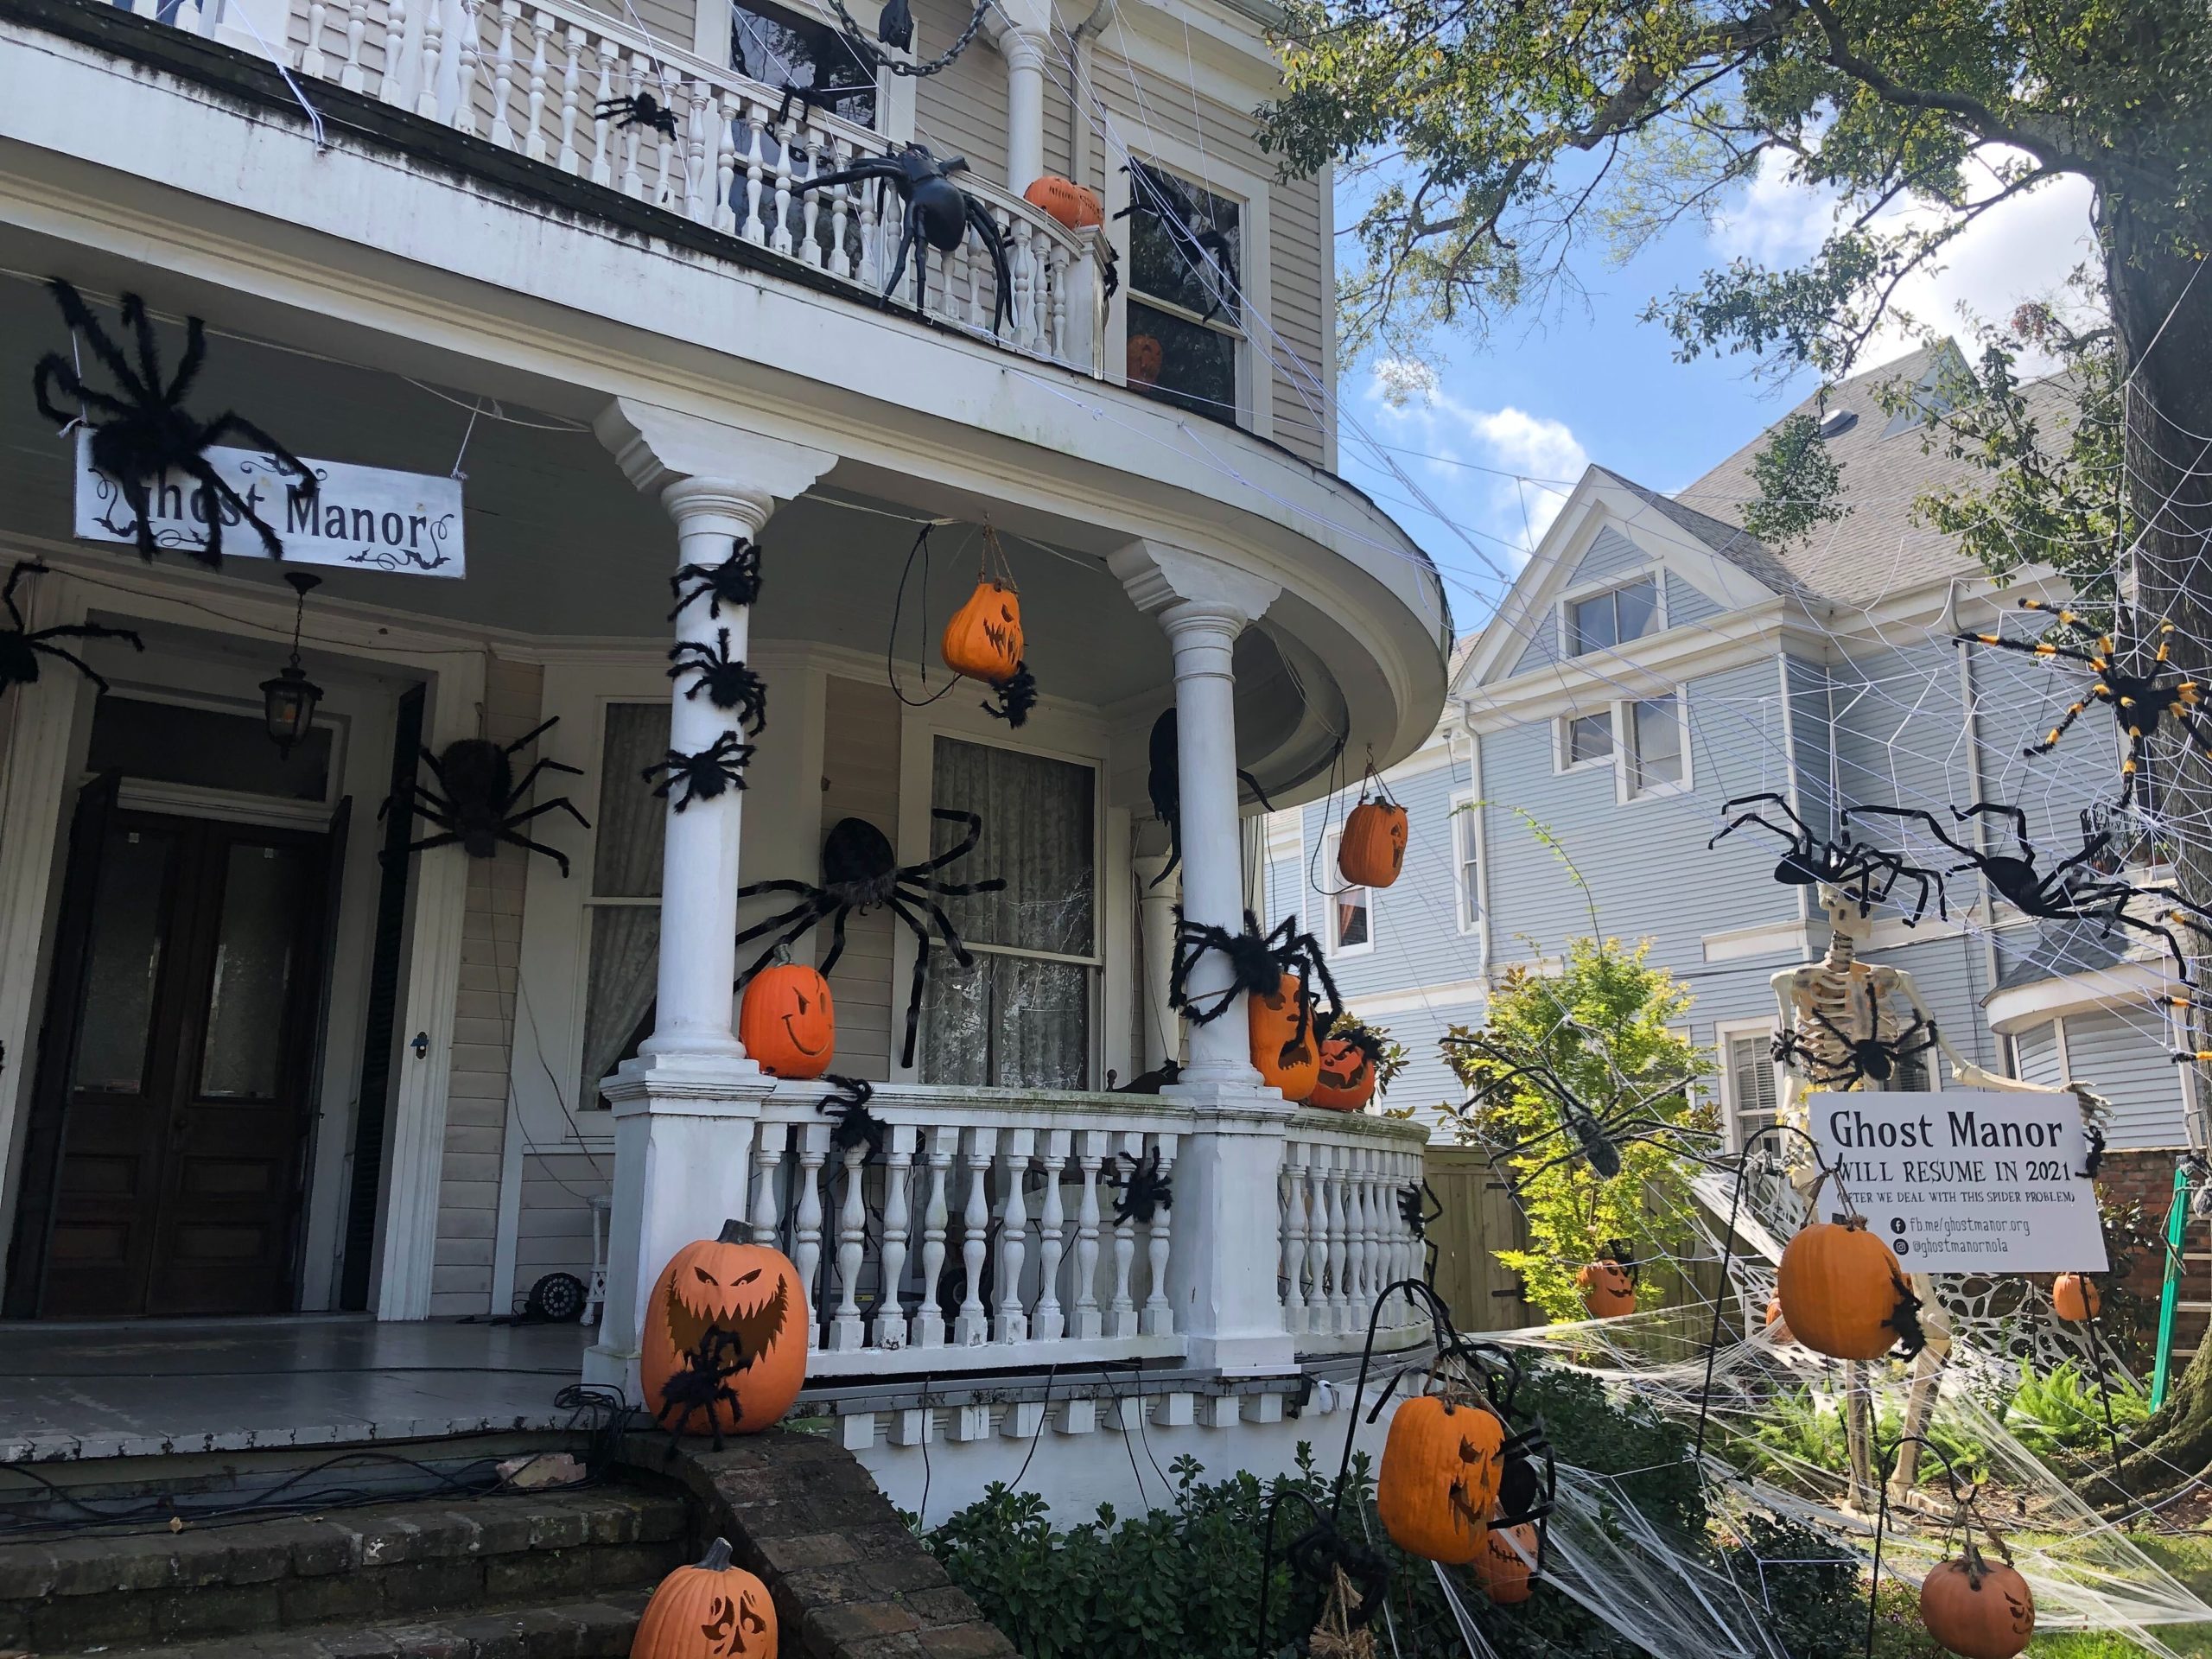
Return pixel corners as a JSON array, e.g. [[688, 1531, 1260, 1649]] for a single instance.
[[260, 571, 323, 757]]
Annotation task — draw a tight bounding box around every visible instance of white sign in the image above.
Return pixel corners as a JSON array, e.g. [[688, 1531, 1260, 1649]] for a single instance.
[[74, 431, 465, 576], [1808, 1090, 2108, 1274]]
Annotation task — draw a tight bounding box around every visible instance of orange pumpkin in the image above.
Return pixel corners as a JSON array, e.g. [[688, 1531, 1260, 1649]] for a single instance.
[[1920, 1545, 2035, 1659], [631, 1536, 778, 1658], [1475, 1519, 1539, 1605], [1376, 1395, 1501, 1564], [640, 1222, 805, 1439], [1764, 1294, 1795, 1346], [941, 578, 1024, 685], [1023, 174, 1103, 230], [739, 960, 836, 1080], [1249, 971, 1320, 1100], [2052, 1272, 2101, 1322], [1776, 1216, 1916, 1362], [1309, 1036, 1377, 1110], [1576, 1259, 1637, 1319], [1338, 799, 1409, 888], [1127, 333, 1164, 387]]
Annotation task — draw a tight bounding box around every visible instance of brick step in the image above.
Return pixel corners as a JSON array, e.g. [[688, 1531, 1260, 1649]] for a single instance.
[[67, 1586, 652, 1659], [0, 1486, 687, 1653]]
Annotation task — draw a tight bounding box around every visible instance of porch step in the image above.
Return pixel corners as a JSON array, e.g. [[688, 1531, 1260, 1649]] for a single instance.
[[64, 1587, 652, 1659], [0, 1485, 687, 1654]]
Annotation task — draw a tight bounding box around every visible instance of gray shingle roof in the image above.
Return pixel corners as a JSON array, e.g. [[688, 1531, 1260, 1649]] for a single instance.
[[1989, 918, 2137, 995], [1587, 466, 1813, 597]]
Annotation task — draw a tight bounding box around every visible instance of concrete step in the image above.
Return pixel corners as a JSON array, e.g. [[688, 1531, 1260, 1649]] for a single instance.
[[0, 1486, 686, 1654], [71, 1587, 652, 1658]]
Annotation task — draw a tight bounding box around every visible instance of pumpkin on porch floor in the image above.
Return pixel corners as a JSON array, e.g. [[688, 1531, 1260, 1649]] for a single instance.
[[1575, 1258, 1637, 1319], [2051, 1272, 2101, 1322], [1776, 1215, 1923, 1362], [1338, 797, 1409, 888], [738, 958, 836, 1080], [631, 1536, 777, 1658], [1376, 1394, 1499, 1564], [1022, 174, 1104, 229], [641, 1223, 805, 1440], [1919, 1541, 2035, 1659], [1249, 971, 1321, 1100]]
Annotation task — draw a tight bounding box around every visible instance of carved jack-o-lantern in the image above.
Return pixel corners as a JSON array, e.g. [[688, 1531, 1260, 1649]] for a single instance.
[[1127, 334, 1164, 387], [641, 1223, 806, 1439], [1576, 1259, 1637, 1319], [1023, 174, 1104, 230], [1308, 1036, 1378, 1111], [1338, 799, 1409, 888], [1377, 1395, 1502, 1564], [1248, 971, 1320, 1100], [631, 1536, 779, 1658], [1764, 1294, 1795, 1346], [1919, 1541, 2035, 1659], [2051, 1272, 2101, 1323], [1476, 1518, 1540, 1605], [942, 579, 1025, 685], [738, 961, 836, 1080]]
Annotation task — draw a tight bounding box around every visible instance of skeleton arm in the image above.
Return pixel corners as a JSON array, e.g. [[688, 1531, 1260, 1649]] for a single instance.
[[1770, 966, 1813, 1126], [1881, 965, 2112, 1128]]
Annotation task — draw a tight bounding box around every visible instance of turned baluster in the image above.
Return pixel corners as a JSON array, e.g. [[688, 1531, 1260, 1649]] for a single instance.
[[1031, 1131, 1068, 1342], [452, 1, 482, 137], [739, 104, 766, 244], [1303, 1151, 1332, 1336], [796, 131, 824, 266], [377, 0, 410, 107], [1071, 1132, 1104, 1338], [518, 11, 549, 160], [587, 38, 616, 186], [954, 1128, 994, 1345], [615, 60, 645, 199], [1281, 1142, 1309, 1337], [553, 24, 582, 173], [854, 158, 880, 287], [912, 1126, 955, 1348], [1012, 217, 1037, 350], [1141, 1135, 1175, 1337], [825, 137, 852, 277], [711, 90, 738, 234], [874, 1124, 916, 1350], [487, 0, 518, 149], [650, 68, 678, 208], [792, 1124, 828, 1351], [767, 118, 795, 255], [830, 1140, 868, 1351], [995, 1128, 1031, 1342], [335, 0, 366, 92], [1325, 1150, 1352, 1331], [1108, 1130, 1141, 1338], [414, 0, 444, 121], [302, 0, 328, 79], [748, 1122, 785, 1246]]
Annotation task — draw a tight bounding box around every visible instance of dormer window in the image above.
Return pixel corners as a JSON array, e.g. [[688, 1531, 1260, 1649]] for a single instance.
[[1567, 576, 1656, 656]]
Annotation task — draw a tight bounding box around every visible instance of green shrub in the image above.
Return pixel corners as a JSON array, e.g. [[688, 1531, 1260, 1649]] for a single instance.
[[2005, 1360, 2151, 1459]]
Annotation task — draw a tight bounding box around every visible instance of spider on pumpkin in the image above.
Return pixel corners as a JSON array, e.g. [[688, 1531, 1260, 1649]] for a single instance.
[[668, 629, 769, 734], [595, 91, 680, 138], [794, 144, 1014, 334], [1109, 1147, 1173, 1224], [644, 732, 756, 812], [383, 716, 590, 876], [1, 560, 144, 699], [734, 810, 1005, 1068], [1708, 791, 1946, 921], [1166, 908, 1342, 1067], [816, 1075, 888, 1164], [669, 538, 764, 621], [32, 280, 317, 567]]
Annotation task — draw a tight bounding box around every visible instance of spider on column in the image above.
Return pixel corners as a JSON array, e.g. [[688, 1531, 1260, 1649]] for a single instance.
[[667, 628, 769, 734], [669, 539, 765, 621], [644, 731, 755, 811], [1166, 909, 1342, 1068], [1109, 1147, 1173, 1224]]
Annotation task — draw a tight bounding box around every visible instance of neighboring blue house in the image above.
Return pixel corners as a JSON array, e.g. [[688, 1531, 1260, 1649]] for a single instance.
[[1268, 346, 2203, 1155]]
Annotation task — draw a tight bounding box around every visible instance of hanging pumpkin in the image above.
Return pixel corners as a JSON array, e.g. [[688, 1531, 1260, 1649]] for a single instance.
[[1309, 1036, 1378, 1110], [1127, 333, 1164, 387], [2051, 1272, 2101, 1323], [1764, 1294, 1795, 1346], [1776, 1215, 1920, 1362], [1338, 798, 1409, 889], [1919, 1541, 2035, 1659], [739, 958, 836, 1080], [941, 578, 1025, 684], [631, 1536, 777, 1658], [1474, 1519, 1539, 1605], [640, 1222, 805, 1439], [1575, 1258, 1637, 1319], [1376, 1395, 1500, 1564], [1249, 971, 1320, 1100], [1023, 174, 1104, 230]]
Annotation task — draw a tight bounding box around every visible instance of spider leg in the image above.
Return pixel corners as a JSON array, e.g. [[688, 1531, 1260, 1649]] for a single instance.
[[115, 470, 162, 562], [2024, 696, 2093, 759], [912, 212, 931, 315], [49, 283, 155, 405], [1843, 804, 1978, 863], [2113, 908, 2195, 983], [30, 356, 133, 429], [391, 830, 464, 862], [963, 195, 1014, 336], [817, 904, 855, 976], [908, 877, 1004, 898], [791, 159, 899, 195], [179, 457, 271, 565], [1956, 626, 2102, 670], [498, 830, 573, 877], [898, 888, 974, 966], [166, 313, 208, 407], [504, 755, 587, 806], [908, 808, 988, 874], [1952, 802, 2035, 861], [880, 200, 920, 304], [25, 640, 113, 695], [883, 894, 936, 1069], [500, 715, 564, 758], [1707, 797, 1812, 852], [501, 797, 593, 832], [734, 899, 825, 953]]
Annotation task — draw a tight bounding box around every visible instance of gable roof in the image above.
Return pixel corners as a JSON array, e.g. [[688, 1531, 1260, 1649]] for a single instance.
[[1589, 467, 1810, 598]]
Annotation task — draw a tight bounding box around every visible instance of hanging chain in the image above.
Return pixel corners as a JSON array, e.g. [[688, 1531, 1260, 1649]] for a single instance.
[[821, 0, 994, 78]]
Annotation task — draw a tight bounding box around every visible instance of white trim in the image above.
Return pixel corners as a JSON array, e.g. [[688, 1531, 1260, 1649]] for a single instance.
[[1984, 961, 2171, 1033], [1318, 829, 1375, 958], [1264, 807, 1303, 863], [1449, 788, 1479, 935], [1702, 918, 1816, 964], [1344, 981, 1485, 1019], [1554, 707, 1616, 775], [1619, 686, 1691, 804]]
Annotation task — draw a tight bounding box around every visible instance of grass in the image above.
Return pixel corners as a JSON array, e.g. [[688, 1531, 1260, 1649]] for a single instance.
[[2024, 1534, 2212, 1659]]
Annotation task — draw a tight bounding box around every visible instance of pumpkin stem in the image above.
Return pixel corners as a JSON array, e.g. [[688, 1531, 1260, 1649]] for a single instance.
[[698, 1536, 734, 1572], [717, 1218, 746, 1244]]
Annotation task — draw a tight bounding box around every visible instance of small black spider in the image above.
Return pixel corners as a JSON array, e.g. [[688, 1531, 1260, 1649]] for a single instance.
[[1770, 981, 1942, 1090], [1166, 908, 1341, 1066], [383, 715, 589, 876], [982, 662, 1037, 728], [1109, 1147, 1173, 1224], [817, 1074, 887, 1164], [668, 628, 769, 734], [1398, 1181, 1443, 1284], [1708, 792, 1944, 921], [669, 538, 764, 621], [33, 280, 317, 567], [1116, 165, 1240, 324], [655, 1326, 746, 1454], [2077, 1119, 2107, 1178], [644, 731, 755, 812], [596, 92, 679, 138], [0, 560, 143, 698]]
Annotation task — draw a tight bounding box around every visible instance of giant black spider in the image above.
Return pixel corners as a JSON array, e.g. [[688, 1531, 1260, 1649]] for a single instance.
[[795, 144, 1014, 334], [1770, 980, 1942, 1090], [668, 629, 769, 734], [1398, 1181, 1443, 1284], [33, 280, 317, 567], [1166, 908, 1342, 1067], [644, 731, 756, 812], [1109, 1147, 1173, 1224], [596, 92, 678, 138], [817, 1074, 887, 1164], [734, 810, 1005, 1068], [0, 561, 143, 699], [383, 715, 589, 876], [1116, 164, 1240, 324], [1255, 1487, 1389, 1656], [1143, 706, 1273, 887], [1446, 1028, 1715, 1185], [1708, 791, 1945, 921], [1959, 599, 2212, 810], [669, 538, 764, 621]]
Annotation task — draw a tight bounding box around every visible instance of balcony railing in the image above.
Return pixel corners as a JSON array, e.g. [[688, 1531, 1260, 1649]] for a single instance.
[[121, 0, 1106, 367], [1281, 1110, 1432, 1353]]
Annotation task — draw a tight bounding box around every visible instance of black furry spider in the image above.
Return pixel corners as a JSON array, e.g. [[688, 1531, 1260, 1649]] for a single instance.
[[655, 1325, 746, 1453], [0, 561, 143, 698], [645, 732, 755, 812], [982, 663, 1037, 728], [817, 1074, 887, 1163], [1771, 980, 1942, 1090], [1109, 1147, 1173, 1224], [1116, 164, 1240, 324], [668, 629, 769, 734], [1397, 1182, 1443, 1284], [734, 810, 1005, 1068], [1446, 1030, 1713, 1185], [794, 144, 1014, 334], [383, 715, 589, 876], [669, 539, 764, 621], [596, 92, 678, 138], [32, 281, 317, 567], [1166, 908, 1342, 1066], [1143, 707, 1273, 887], [1708, 792, 1944, 921], [1960, 598, 2212, 810]]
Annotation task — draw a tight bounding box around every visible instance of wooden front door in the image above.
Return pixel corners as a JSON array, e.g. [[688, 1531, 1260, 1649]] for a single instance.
[[34, 810, 333, 1318]]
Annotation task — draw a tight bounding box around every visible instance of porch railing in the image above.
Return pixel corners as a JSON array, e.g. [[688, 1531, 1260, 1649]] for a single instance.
[[124, 0, 1104, 367], [1282, 1111, 1431, 1353]]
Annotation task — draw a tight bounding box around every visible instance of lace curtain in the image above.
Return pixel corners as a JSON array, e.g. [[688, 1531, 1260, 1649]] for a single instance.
[[920, 738, 1096, 1089], [578, 702, 668, 1109]]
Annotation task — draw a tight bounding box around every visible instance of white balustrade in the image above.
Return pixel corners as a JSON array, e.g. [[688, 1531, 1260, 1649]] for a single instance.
[[1281, 1112, 1432, 1355]]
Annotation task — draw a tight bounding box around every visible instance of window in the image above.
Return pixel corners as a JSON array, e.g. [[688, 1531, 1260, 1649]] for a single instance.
[[1564, 712, 1613, 767], [1567, 577, 1657, 656], [87, 696, 333, 802], [919, 738, 1099, 1089], [1894, 1048, 1934, 1092], [1724, 1030, 1779, 1150], [1628, 696, 1685, 795], [1323, 831, 1373, 955], [729, 0, 876, 129], [1454, 801, 1480, 931], [578, 702, 669, 1108], [1124, 161, 1244, 427]]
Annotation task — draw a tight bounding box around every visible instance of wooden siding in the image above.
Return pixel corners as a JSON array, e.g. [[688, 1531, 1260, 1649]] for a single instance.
[[2060, 1010, 2189, 1149], [1666, 572, 1725, 630], [819, 676, 900, 1079], [1298, 762, 1473, 998], [1506, 526, 1654, 677], [516, 1150, 611, 1291], [913, 0, 1013, 192]]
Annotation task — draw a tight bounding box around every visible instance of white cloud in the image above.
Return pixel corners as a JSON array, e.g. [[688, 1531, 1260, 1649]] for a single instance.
[[1710, 153, 1836, 266]]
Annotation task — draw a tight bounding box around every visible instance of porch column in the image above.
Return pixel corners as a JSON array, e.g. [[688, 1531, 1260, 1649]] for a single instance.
[[1111, 539, 1293, 1373], [1133, 833, 1181, 1074], [585, 399, 834, 1392], [989, 3, 1051, 194]]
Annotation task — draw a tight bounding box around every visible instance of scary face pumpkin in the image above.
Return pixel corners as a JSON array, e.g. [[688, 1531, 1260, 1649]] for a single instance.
[[632, 1537, 779, 1658], [1475, 1518, 1540, 1605], [1919, 1544, 2035, 1659], [1126, 334, 1164, 387], [1376, 1395, 1502, 1564], [1308, 1036, 1377, 1111], [738, 961, 836, 1080], [1338, 799, 1409, 889], [641, 1222, 805, 1439], [941, 579, 1025, 685], [1576, 1259, 1637, 1319], [1248, 971, 1320, 1100]]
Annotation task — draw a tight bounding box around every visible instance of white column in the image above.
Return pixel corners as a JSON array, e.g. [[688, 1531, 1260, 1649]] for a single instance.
[[989, 7, 1052, 194]]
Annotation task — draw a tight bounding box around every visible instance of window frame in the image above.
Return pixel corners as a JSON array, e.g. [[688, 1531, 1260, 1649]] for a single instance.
[[1555, 709, 1617, 774], [1557, 571, 1665, 661], [1623, 690, 1690, 803], [1319, 829, 1376, 958], [1451, 791, 1480, 934], [1714, 1018, 1782, 1154], [692, 0, 911, 140]]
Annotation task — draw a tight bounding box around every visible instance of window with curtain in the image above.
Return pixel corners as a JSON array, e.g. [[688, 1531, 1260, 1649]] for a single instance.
[[1322, 830, 1372, 954], [1726, 1032, 1778, 1150], [919, 738, 1099, 1090], [577, 702, 668, 1109], [1454, 803, 1480, 931]]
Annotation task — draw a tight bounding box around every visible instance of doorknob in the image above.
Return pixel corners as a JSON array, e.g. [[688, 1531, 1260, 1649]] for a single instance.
[[411, 1032, 430, 1059]]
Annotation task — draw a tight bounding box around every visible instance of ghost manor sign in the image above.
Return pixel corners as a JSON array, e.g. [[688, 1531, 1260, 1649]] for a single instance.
[[73, 432, 466, 575]]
